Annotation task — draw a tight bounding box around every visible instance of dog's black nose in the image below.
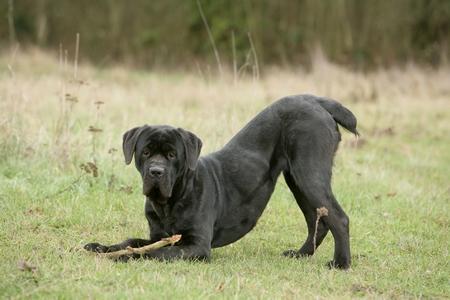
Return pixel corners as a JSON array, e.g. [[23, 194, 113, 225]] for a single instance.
[[149, 166, 165, 178]]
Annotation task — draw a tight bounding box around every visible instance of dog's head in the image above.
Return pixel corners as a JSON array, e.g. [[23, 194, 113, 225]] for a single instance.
[[122, 125, 202, 204]]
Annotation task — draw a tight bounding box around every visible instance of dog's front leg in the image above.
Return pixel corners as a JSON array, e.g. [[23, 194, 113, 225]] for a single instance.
[[84, 238, 158, 254]]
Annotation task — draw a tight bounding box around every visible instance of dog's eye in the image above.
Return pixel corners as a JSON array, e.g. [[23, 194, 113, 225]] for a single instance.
[[143, 150, 151, 157], [167, 151, 176, 160]]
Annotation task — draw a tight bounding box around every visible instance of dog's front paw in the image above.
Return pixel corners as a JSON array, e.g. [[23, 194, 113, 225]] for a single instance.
[[84, 242, 109, 253]]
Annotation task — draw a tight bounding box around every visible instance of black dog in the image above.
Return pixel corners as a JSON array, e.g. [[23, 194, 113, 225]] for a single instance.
[[85, 94, 358, 269]]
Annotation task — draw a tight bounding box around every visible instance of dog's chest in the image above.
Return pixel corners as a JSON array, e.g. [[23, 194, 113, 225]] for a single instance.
[[146, 199, 192, 235]]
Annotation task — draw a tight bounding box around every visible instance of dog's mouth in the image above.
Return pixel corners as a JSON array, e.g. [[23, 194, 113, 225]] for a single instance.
[[149, 187, 165, 202]]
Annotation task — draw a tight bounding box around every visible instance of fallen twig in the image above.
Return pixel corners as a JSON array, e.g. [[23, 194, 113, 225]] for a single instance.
[[97, 235, 181, 259], [313, 207, 328, 253]]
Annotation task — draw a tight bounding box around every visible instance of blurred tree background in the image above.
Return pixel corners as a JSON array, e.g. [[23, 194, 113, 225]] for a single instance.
[[1, 0, 449, 70]]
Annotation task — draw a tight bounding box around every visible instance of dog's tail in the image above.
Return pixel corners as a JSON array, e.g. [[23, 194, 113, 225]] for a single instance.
[[316, 97, 359, 136]]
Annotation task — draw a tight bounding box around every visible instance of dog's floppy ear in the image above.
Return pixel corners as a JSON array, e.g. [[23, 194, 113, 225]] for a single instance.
[[177, 128, 202, 170], [122, 125, 148, 165]]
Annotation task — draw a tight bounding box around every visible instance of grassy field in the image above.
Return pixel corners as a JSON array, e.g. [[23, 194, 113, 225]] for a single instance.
[[0, 51, 449, 299]]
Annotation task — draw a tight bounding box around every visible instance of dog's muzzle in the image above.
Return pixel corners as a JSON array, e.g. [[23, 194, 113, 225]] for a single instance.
[[143, 166, 172, 200]]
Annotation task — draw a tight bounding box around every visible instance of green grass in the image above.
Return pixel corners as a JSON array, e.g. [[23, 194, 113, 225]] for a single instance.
[[0, 53, 449, 298]]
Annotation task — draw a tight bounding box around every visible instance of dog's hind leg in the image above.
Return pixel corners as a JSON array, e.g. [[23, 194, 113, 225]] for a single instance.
[[282, 171, 329, 257], [282, 125, 351, 269], [285, 159, 351, 269]]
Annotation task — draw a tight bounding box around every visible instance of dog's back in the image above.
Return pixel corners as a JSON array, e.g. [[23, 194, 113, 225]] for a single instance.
[[272, 94, 358, 136]]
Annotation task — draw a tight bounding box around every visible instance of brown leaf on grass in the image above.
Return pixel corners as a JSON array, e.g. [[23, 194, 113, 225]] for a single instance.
[[80, 162, 99, 177], [216, 282, 225, 292], [79, 163, 89, 173], [18, 260, 37, 273], [87, 162, 98, 177], [386, 192, 397, 197]]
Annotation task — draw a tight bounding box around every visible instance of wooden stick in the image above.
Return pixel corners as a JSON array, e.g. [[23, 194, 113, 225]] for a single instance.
[[313, 207, 328, 253], [98, 234, 181, 259]]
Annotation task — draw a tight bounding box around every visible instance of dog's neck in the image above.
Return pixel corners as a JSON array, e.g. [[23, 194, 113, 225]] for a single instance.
[[148, 198, 169, 219], [147, 169, 196, 219]]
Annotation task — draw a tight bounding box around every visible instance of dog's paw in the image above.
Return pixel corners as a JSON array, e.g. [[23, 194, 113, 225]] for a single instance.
[[84, 242, 109, 253], [326, 260, 350, 270]]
